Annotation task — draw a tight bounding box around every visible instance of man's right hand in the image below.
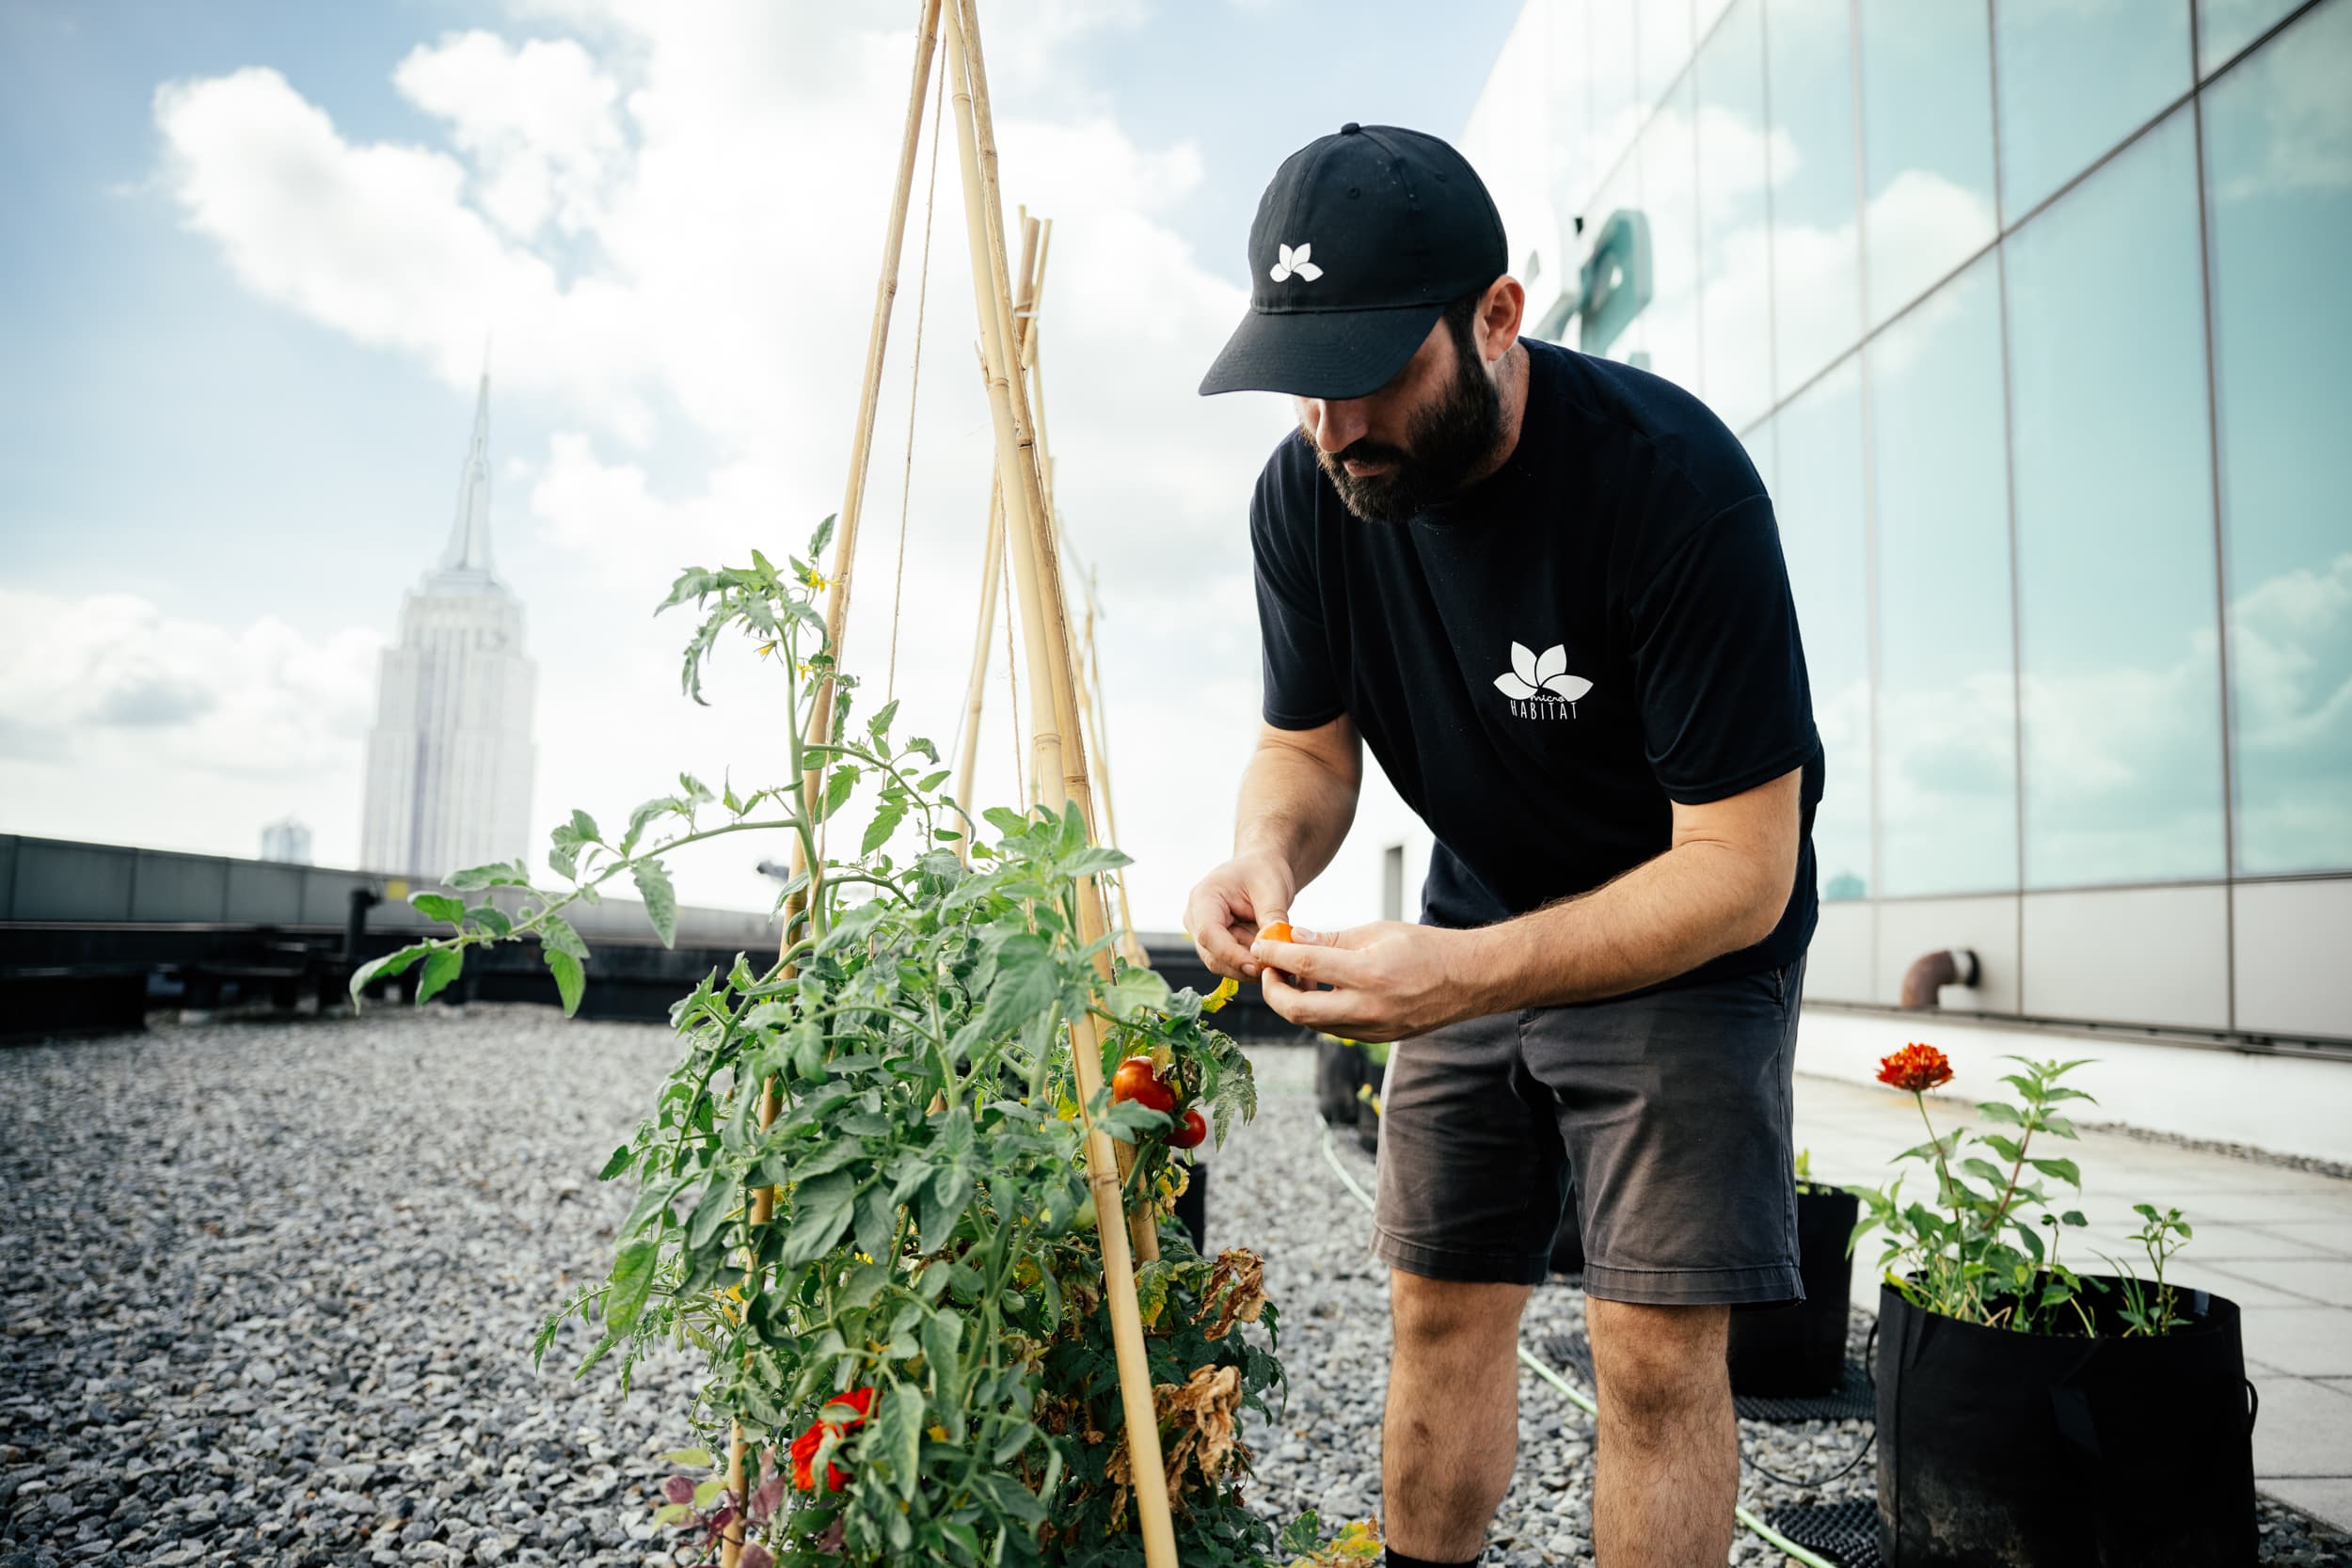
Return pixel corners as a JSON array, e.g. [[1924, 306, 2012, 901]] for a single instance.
[[1184, 850, 1298, 980]]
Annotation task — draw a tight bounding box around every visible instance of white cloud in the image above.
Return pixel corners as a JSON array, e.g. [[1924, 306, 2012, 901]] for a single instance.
[[393, 31, 627, 239], [0, 588, 382, 864], [140, 6, 1292, 923]]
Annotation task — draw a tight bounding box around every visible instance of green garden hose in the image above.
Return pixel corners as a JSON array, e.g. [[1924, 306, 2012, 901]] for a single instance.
[[1316, 1125, 1840, 1568]]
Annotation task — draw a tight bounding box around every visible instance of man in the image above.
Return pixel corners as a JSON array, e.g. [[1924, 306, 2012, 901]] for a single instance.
[[1185, 124, 1822, 1568]]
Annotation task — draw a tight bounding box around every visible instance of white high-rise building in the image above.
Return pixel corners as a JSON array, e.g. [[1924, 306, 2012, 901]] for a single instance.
[[359, 367, 537, 880]]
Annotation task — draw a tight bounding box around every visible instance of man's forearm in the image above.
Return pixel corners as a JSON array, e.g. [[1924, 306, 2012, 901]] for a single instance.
[[1234, 736, 1359, 888], [1463, 839, 1788, 1011]]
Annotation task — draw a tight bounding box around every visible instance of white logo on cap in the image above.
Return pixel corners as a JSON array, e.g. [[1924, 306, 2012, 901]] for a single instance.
[[1269, 243, 1323, 283]]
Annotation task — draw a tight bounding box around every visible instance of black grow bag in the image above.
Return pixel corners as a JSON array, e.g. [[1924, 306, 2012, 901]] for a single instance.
[[1727, 1186, 1856, 1396], [1876, 1275, 2257, 1567], [1354, 1049, 1386, 1155], [1173, 1162, 1207, 1253], [1315, 1035, 1360, 1126]]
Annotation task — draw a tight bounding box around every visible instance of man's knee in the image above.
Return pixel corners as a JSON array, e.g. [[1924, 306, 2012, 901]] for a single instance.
[[1389, 1271, 1530, 1363], [1586, 1298, 1728, 1424]]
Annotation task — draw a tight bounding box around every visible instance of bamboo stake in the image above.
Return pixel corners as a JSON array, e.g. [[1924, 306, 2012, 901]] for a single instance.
[[724, 7, 942, 1563], [950, 478, 1004, 857], [951, 213, 1044, 856], [948, 0, 1155, 1274], [943, 8, 1178, 1564]]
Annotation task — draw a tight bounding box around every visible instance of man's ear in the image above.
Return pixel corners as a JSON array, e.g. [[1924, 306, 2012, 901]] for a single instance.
[[1481, 276, 1527, 365]]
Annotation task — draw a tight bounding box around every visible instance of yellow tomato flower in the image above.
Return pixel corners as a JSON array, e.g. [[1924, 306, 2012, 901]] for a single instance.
[[802, 567, 829, 591]]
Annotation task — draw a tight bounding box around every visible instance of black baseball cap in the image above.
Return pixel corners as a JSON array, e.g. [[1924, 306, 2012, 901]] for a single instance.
[[1199, 122, 1507, 401]]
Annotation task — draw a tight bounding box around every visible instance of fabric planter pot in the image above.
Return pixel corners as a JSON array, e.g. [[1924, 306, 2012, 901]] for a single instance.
[[1876, 1275, 2257, 1567], [1726, 1186, 1857, 1396], [1353, 1049, 1387, 1155], [1173, 1161, 1207, 1254], [1315, 1035, 1360, 1126]]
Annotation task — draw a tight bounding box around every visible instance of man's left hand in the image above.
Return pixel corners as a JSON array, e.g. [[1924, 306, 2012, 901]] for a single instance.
[[1249, 921, 1486, 1042]]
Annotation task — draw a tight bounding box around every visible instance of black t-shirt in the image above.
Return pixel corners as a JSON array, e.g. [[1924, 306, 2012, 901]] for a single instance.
[[1251, 337, 1823, 991]]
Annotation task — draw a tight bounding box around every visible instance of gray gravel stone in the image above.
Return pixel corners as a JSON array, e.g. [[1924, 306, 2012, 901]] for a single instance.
[[2, 1010, 2344, 1565]]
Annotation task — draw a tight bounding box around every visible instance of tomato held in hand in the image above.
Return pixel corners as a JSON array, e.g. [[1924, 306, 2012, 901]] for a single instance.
[[1259, 920, 1295, 946], [1168, 1106, 1208, 1149], [1110, 1054, 1177, 1115]]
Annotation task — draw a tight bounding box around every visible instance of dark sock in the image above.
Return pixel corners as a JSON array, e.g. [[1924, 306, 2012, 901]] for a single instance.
[[1384, 1550, 1480, 1568]]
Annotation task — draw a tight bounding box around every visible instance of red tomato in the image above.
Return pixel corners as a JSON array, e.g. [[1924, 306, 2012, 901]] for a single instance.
[[1110, 1055, 1176, 1115], [1168, 1106, 1208, 1149]]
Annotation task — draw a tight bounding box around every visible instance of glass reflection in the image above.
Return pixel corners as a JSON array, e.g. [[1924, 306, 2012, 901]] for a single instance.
[[2006, 109, 2225, 886], [1580, 157, 1647, 366], [1994, 0, 2190, 222], [1639, 0, 1694, 110], [2199, 0, 2303, 75], [1638, 75, 1703, 391], [1694, 0, 1775, 431], [1766, 0, 1864, 396], [1868, 257, 2018, 895], [1591, 0, 1642, 182], [1859, 0, 1998, 327], [2203, 0, 2352, 874], [1771, 360, 1871, 898]]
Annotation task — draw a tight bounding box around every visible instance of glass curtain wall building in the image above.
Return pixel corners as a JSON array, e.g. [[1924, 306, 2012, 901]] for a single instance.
[[1455, 0, 2352, 1050]]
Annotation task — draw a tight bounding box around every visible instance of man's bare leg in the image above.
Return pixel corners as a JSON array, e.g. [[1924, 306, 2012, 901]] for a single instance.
[[1381, 1272, 1531, 1561], [1585, 1297, 1736, 1568]]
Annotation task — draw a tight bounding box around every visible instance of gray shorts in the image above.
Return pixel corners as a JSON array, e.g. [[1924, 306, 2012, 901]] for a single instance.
[[1372, 956, 1806, 1307]]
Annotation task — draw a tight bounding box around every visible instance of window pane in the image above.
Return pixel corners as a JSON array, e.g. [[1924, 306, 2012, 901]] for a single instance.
[[2198, 0, 2302, 75], [1593, 0, 1643, 182], [1638, 76, 1703, 391], [1772, 359, 1871, 898], [1869, 257, 2018, 895], [2006, 108, 2223, 886], [1859, 0, 1998, 327], [1994, 0, 2190, 221], [2204, 0, 2352, 874], [1580, 158, 1647, 365], [1640, 0, 1696, 109], [1766, 0, 1864, 396], [1695, 0, 1775, 430]]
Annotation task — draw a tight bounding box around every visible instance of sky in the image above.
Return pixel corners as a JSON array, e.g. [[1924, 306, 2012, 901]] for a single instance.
[[0, 0, 1524, 930]]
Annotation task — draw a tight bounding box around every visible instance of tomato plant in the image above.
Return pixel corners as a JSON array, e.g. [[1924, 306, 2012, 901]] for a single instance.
[[349, 516, 1351, 1565]]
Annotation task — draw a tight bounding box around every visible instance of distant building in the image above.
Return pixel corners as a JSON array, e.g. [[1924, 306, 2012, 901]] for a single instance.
[[359, 366, 537, 881], [258, 816, 311, 865]]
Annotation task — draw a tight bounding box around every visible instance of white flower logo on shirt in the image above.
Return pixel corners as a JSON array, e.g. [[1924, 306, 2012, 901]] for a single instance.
[[1495, 642, 1593, 715], [1268, 243, 1323, 283]]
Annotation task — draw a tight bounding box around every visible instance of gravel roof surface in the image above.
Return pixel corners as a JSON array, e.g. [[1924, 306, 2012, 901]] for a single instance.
[[1, 1006, 2344, 1567]]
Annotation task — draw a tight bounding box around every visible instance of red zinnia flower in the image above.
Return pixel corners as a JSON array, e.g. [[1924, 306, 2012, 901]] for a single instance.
[[789, 1386, 876, 1493], [1878, 1042, 1954, 1094]]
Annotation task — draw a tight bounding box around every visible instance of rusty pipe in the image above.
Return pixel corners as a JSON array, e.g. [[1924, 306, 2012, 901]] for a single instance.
[[1900, 947, 1981, 1011]]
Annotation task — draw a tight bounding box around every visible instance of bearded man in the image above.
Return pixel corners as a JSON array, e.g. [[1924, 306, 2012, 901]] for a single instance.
[[1186, 123, 1823, 1568]]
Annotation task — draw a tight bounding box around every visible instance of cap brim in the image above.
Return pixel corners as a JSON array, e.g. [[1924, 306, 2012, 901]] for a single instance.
[[1197, 300, 1444, 399]]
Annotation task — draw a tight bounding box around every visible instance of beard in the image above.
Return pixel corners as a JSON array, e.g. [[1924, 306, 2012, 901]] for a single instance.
[[1308, 339, 1505, 524]]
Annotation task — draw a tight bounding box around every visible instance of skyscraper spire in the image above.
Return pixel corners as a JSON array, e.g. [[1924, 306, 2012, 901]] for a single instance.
[[438, 344, 495, 578]]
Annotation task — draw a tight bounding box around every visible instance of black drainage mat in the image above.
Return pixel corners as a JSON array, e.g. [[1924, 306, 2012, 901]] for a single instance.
[[1537, 1332, 1875, 1423], [1762, 1498, 1880, 1567]]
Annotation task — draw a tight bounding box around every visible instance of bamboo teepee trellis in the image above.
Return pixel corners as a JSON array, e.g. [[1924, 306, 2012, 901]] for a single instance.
[[720, 2, 1179, 1564]]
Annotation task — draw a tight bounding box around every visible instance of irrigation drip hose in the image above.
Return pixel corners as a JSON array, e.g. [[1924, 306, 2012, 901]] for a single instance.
[[1315, 1124, 1842, 1568]]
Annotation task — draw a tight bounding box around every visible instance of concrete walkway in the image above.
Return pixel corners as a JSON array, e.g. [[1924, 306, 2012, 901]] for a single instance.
[[1793, 1072, 2352, 1533]]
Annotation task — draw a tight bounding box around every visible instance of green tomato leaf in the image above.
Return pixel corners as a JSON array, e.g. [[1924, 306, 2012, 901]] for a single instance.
[[778, 1172, 857, 1268], [822, 765, 860, 822], [414, 946, 464, 1006], [597, 1144, 635, 1181], [348, 942, 432, 1003], [606, 1241, 660, 1335], [546, 948, 585, 1017], [862, 798, 909, 858], [631, 859, 678, 948], [411, 893, 467, 924]]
